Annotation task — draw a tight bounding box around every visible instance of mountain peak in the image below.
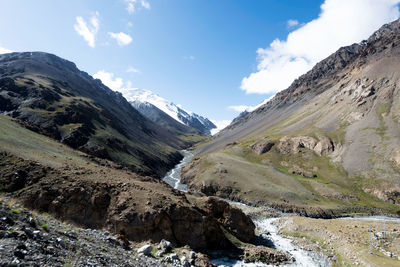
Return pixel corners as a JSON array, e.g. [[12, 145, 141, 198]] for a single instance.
[[124, 88, 216, 135]]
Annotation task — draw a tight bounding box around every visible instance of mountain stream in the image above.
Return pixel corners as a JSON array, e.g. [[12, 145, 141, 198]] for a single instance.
[[163, 151, 331, 266]]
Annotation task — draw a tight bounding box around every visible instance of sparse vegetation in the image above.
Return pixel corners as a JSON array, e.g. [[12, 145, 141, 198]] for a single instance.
[[10, 208, 20, 214]]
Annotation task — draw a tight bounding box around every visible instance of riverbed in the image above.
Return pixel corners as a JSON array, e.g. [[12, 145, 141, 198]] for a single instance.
[[162, 150, 194, 192], [162, 151, 331, 267]]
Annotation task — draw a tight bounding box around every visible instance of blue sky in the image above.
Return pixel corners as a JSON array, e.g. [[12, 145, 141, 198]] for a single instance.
[[1, 0, 399, 127]]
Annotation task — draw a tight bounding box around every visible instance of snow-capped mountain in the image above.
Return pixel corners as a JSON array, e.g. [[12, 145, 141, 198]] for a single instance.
[[124, 88, 216, 135]]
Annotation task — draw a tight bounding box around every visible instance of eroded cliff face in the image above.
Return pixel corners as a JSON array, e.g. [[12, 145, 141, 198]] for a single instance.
[[0, 150, 255, 250]]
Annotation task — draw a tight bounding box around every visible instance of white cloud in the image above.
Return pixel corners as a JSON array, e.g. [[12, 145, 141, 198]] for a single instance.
[[93, 70, 124, 90], [141, 0, 151, 9], [228, 105, 252, 112], [210, 120, 232, 135], [108, 32, 133, 46], [241, 0, 400, 95], [74, 12, 100, 48], [287, 19, 299, 28], [127, 22, 133, 27], [0, 46, 13, 54], [127, 66, 140, 73], [125, 0, 150, 14], [228, 96, 274, 113]]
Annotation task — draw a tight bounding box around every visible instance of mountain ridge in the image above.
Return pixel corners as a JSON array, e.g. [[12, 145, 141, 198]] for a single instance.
[[123, 88, 216, 135], [183, 18, 400, 215], [0, 51, 186, 177]]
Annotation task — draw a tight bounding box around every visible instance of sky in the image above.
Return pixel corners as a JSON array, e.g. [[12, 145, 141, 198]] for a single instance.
[[1, 0, 400, 130]]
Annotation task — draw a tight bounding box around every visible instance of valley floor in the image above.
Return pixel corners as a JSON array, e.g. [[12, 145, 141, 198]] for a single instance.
[[275, 215, 400, 266]]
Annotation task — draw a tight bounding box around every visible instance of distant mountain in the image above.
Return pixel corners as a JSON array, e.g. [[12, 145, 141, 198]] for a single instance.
[[124, 88, 216, 135], [0, 52, 185, 177], [130, 100, 204, 138]]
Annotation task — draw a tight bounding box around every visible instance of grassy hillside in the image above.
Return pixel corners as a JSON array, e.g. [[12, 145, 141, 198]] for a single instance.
[[0, 52, 187, 177], [182, 19, 400, 216]]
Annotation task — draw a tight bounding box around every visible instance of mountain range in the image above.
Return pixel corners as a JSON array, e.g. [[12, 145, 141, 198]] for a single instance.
[[3, 15, 400, 267], [0, 52, 193, 177], [182, 18, 400, 217], [125, 88, 216, 135], [0, 51, 254, 256]]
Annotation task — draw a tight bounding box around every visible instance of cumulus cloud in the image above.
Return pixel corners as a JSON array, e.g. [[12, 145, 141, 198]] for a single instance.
[[108, 32, 133, 46], [93, 70, 125, 90], [125, 0, 151, 14], [210, 120, 232, 135], [0, 46, 13, 54], [287, 19, 299, 28], [74, 12, 100, 48], [241, 0, 400, 95]]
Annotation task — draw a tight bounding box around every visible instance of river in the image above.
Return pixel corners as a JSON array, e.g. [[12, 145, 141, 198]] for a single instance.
[[162, 151, 331, 267], [162, 150, 194, 192]]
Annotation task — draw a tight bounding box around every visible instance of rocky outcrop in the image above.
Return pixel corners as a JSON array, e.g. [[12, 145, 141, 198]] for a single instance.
[[200, 197, 255, 243], [288, 165, 317, 178], [1, 152, 255, 251], [250, 139, 275, 155], [364, 188, 400, 204], [277, 134, 334, 156], [243, 247, 292, 265], [0, 198, 168, 267]]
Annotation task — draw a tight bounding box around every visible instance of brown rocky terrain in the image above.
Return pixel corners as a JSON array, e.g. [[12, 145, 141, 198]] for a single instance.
[[182, 18, 400, 216], [0, 151, 254, 250], [0, 114, 256, 264]]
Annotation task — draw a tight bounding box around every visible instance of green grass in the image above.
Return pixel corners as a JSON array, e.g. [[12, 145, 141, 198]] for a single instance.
[[10, 208, 20, 214], [188, 128, 400, 215], [41, 224, 49, 231], [0, 114, 89, 167], [178, 133, 209, 144]]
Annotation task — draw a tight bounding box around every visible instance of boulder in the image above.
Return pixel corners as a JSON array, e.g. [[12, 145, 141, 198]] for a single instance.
[[250, 140, 275, 155], [165, 253, 179, 263], [194, 253, 216, 267], [137, 244, 153, 256], [158, 239, 172, 252], [289, 165, 317, 178], [314, 134, 334, 156], [180, 256, 190, 267]]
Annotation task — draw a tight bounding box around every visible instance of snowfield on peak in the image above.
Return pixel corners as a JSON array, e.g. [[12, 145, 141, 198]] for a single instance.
[[123, 88, 216, 135]]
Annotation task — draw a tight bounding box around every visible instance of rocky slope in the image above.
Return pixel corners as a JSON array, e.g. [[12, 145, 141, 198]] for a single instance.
[[183, 19, 400, 216], [0, 52, 187, 177], [0, 196, 167, 266], [0, 114, 255, 261], [125, 88, 216, 135]]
